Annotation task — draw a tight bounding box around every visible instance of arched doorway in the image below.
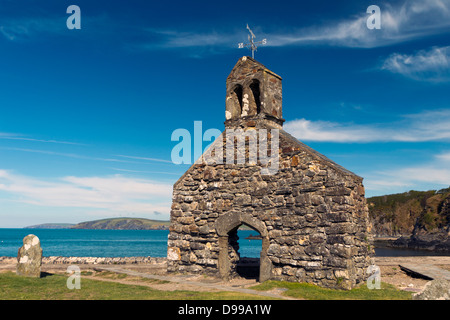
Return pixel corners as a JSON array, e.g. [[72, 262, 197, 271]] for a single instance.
[[215, 212, 272, 282], [235, 225, 262, 279]]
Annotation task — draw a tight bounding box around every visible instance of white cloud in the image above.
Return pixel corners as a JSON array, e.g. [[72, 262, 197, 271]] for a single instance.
[[161, 31, 234, 48], [110, 167, 181, 175], [133, 28, 237, 57], [0, 170, 172, 217], [0, 24, 30, 41], [267, 16, 370, 48], [297, 0, 450, 48], [0, 17, 62, 41], [116, 154, 173, 164], [4, 1, 449, 50], [0, 132, 83, 145], [284, 119, 380, 142], [0, 147, 179, 169], [284, 109, 450, 143], [267, 0, 450, 48], [364, 152, 450, 194], [435, 152, 450, 162], [0, 13, 109, 42], [370, 167, 450, 188], [132, 0, 450, 56], [381, 46, 450, 81]]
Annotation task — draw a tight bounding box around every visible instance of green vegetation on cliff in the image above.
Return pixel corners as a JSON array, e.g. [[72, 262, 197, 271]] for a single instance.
[[368, 188, 450, 236], [71, 217, 170, 230], [25, 223, 75, 229]]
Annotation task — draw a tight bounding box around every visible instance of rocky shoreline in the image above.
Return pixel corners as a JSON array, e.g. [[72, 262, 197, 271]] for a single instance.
[[373, 236, 450, 253], [0, 256, 167, 265], [391, 237, 450, 253]]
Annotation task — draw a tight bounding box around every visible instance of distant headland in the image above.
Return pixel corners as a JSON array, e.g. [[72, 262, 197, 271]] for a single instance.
[[25, 217, 170, 230]]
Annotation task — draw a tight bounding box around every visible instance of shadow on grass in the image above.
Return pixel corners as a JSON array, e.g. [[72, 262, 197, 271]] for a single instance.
[[40, 271, 56, 278]]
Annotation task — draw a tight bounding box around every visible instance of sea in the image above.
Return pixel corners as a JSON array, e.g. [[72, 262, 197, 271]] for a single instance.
[[0, 228, 448, 258]]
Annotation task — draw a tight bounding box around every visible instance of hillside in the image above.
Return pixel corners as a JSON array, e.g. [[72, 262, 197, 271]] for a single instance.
[[71, 217, 170, 230], [25, 223, 75, 229], [368, 187, 450, 237], [368, 188, 450, 252]]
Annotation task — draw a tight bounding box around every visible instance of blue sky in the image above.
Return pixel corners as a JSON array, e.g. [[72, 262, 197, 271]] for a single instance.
[[1, 0, 450, 227]]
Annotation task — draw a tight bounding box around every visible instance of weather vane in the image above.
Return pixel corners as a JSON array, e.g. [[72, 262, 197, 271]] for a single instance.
[[238, 24, 267, 59]]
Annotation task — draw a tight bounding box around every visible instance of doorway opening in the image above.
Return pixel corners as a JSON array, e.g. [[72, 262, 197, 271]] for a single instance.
[[216, 212, 271, 282], [237, 225, 263, 279], [229, 224, 262, 280]]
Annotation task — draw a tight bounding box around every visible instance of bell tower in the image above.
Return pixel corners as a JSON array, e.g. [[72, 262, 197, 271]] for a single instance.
[[225, 56, 284, 129]]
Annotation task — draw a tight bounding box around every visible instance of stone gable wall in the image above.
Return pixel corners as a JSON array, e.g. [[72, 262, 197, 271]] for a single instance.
[[167, 129, 373, 289]]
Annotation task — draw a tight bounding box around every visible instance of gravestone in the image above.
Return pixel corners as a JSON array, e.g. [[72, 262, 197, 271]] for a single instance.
[[16, 234, 43, 278]]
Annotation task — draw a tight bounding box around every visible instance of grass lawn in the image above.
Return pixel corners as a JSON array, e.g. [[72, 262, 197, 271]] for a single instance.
[[0, 271, 413, 300], [251, 280, 413, 300], [0, 272, 266, 300]]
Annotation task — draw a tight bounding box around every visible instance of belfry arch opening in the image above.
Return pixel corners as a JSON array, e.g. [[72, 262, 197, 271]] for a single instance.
[[233, 84, 243, 116], [249, 79, 261, 114]]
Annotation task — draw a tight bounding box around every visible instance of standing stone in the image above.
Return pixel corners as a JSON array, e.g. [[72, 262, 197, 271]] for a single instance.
[[16, 234, 43, 278]]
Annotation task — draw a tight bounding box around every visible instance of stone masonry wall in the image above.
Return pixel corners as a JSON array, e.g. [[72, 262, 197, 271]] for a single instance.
[[167, 128, 373, 289], [225, 56, 283, 128]]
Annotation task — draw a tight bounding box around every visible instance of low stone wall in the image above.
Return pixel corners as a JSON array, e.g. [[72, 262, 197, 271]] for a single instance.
[[0, 256, 167, 265]]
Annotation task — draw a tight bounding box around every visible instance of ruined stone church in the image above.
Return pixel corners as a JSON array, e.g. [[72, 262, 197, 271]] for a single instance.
[[167, 56, 373, 289]]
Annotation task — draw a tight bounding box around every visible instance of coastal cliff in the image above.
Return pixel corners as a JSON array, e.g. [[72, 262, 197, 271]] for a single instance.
[[368, 188, 450, 252], [71, 218, 170, 230], [26, 218, 170, 230]]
